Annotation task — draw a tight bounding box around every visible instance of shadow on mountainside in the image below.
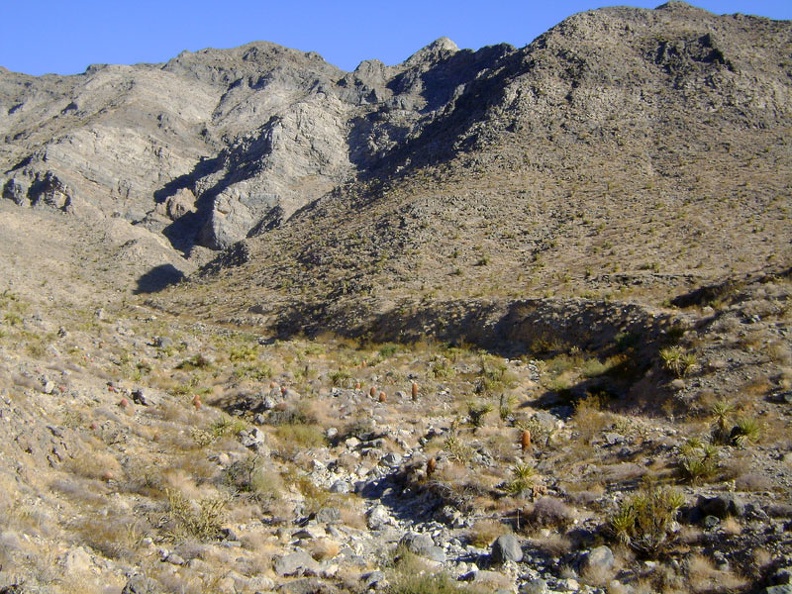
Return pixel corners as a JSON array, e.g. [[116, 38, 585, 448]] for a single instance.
[[134, 264, 185, 294]]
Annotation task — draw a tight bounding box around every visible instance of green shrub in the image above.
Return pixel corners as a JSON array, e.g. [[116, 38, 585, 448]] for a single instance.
[[388, 545, 488, 594], [502, 462, 537, 497], [176, 353, 213, 371], [329, 369, 355, 387], [678, 438, 719, 483], [732, 416, 761, 446], [660, 346, 696, 377], [467, 401, 493, 430], [710, 400, 736, 444], [608, 486, 685, 556]]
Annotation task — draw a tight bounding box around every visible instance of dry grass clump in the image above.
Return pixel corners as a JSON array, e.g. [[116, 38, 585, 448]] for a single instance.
[[571, 395, 612, 445], [686, 553, 748, 593], [310, 538, 341, 561], [63, 442, 124, 482], [70, 513, 146, 561], [467, 518, 509, 548], [532, 532, 573, 557]]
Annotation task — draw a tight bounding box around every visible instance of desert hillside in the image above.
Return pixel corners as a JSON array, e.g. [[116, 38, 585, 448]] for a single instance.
[[0, 2, 791, 593]]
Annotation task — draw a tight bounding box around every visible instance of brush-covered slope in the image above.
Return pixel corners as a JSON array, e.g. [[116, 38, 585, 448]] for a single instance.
[[154, 1, 792, 340]]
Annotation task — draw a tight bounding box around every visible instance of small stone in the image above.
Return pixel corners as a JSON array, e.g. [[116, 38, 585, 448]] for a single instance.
[[380, 452, 402, 467], [122, 575, 159, 594], [703, 515, 720, 529], [165, 552, 186, 565], [757, 587, 792, 594], [367, 505, 392, 530], [520, 578, 548, 594], [362, 570, 387, 589], [329, 480, 351, 493]]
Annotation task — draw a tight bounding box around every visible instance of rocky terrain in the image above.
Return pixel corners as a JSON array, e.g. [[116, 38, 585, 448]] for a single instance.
[[0, 2, 791, 593]]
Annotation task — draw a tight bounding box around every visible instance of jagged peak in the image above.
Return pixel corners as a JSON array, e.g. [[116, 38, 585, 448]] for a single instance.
[[401, 37, 459, 68]]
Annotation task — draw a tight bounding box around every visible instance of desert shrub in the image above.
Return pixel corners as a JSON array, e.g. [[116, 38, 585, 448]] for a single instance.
[[275, 423, 326, 449], [467, 401, 493, 430], [329, 368, 355, 387], [232, 363, 273, 381], [388, 545, 487, 594], [377, 342, 402, 359], [528, 496, 575, 529], [223, 455, 283, 502], [475, 355, 518, 394], [165, 489, 227, 541], [710, 400, 735, 444], [431, 355, 455, 378], [443, 434, 474, 464], [731, 416, 761, 446], [502, 463, 538, 497], [660, 346, 697, 377], [678, 439, 719, 484], [176, 354, 213, 371], [499, 393, 517, 421], [572, 395, 610, 444], [686, 553, 748, 593], [228, 344, 259, 362], [72, 513, 144, 560], [608, 486, 685, 557]]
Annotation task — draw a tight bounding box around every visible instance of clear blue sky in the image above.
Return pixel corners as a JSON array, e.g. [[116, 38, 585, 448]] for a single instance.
[[2, 1, 791, 76]]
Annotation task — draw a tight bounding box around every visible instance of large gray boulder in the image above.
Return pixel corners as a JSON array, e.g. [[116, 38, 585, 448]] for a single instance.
[[491, 532, 523, 564]]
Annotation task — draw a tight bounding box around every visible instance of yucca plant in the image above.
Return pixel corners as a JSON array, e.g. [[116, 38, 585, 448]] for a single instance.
[[710, 400, 736, 444], [731, 416, 761, 446], [660, 346, 697, 377], [609, 486, 685, 556]]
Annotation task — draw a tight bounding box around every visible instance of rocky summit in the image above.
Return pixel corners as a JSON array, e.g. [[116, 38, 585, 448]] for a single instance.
[[1, 2, 791, 593]]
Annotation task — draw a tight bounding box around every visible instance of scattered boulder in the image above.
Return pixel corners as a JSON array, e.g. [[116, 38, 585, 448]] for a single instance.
[[274, 550, 321, 577], [122, 575, 159, 594], [400, 532, 446, 562], [367, 505, 393, 530], [582, 545, 615, 574], [238, 427, 268, 451], [491, 532, 523, 564], [697, 494, 745, 519]]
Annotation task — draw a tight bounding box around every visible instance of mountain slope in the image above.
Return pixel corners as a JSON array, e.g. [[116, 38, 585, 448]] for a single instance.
[[151, 1, 792, 339]]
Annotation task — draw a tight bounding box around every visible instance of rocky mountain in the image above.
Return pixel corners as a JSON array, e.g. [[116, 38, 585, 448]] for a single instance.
[[1, 3, 792, 594]]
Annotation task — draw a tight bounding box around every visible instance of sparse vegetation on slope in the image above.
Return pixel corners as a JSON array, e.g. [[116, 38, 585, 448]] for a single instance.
[[0, 3, 791, 593]]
